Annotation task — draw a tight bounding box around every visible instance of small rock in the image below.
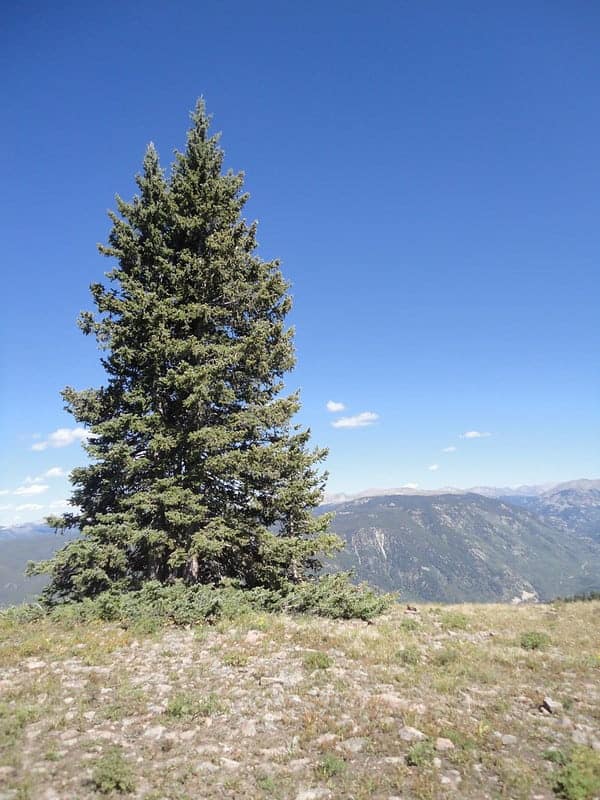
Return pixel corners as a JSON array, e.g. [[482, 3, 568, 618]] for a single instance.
[[399, 726, 426, 742], [59, 729, 79, 742], [559, 717, 574, 730], [220, 758, 240, 770], [244, 629, 265, 645], [435, 737, 455, 752], [0, 767, 16, 779], [26, 659, 46, 670], [240, 719, 257, 737], [377, 693, 406, 712], [433, 757, 442, 768], [340, 737, 366, 753], [501, 734, 517, 746], [541, 696, 563, 714], [295, 790, 330, 800], [143, 724, 166, 740], [315, 733, 338, 746]]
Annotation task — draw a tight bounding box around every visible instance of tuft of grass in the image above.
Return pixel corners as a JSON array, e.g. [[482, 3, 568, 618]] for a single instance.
[[553, 746, 600, 800], [441, 611, 469, 631], [222, 651, 249, 667], [400, 616, 420, 632], [405, 740, 435, 767], [396, 645, 421, 665], [316, 753, 346, 778], [165, 692, 223, 719], [90, 747, 136, 794], [431, 646, 460, 666], [304, 651, 333, 670], [520, 631, 551, 651]]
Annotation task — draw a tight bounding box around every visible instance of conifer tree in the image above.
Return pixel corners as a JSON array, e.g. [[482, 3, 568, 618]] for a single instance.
[[34, 101, 339, 602]]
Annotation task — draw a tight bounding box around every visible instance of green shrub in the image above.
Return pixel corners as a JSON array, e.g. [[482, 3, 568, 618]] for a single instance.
[[316, 753, 346, 778], [280, 573, 395, 620], [544, 748, 569, 766], [405, 740, 435, 767], [520, 631, 550, 651], [396, 645, 421, 665], [553, 746, 600, 800], [165, 692, 222, 719], [90, 747, 136, 794], [304, 651, 333, 670], [3, 574, 392, 630]]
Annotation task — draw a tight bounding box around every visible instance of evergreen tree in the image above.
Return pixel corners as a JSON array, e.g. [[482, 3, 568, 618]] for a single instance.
[[34, 101, 339, 602]]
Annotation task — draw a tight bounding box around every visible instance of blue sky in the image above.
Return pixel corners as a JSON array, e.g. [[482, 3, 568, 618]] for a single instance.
[[1, 1, 599, 524]]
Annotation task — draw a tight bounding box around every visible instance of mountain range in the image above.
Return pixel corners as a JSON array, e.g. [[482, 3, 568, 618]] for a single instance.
[[1, 479, 599, 606]]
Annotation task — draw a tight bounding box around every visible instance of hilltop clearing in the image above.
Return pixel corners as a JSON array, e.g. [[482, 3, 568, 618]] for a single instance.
[[1, 601, 599, 799]]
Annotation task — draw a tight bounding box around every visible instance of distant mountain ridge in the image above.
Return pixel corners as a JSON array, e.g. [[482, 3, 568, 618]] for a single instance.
[[2, 479, 599, 606], [323, 478, 600, 505], [324, 491, 600, 602]]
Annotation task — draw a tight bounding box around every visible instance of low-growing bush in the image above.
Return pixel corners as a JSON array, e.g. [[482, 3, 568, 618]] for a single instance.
[[553, 746, 600, 800], [304, 651, 333, 670], [279, 573, 395, 620], [405, 740, 435, 767], [519, 631, 550, 651], [90, 747, 136, 794], [1, 573, 393, 628]]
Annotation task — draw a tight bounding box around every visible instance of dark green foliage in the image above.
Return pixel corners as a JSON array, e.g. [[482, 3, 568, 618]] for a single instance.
[[303, 651, 333, 670], [553, 746, 600, 800], [90, 747, 136, 794], [519, 631, 550, 650], [278, 572, 395, 620], [316, 753, 346, 778], [405, 740, 435, 767], [29, 100, 341, 602], [1, 576, 393, 627]]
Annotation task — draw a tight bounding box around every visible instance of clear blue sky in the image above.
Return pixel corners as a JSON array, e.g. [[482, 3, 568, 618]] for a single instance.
[[1, 1, 599, 524]]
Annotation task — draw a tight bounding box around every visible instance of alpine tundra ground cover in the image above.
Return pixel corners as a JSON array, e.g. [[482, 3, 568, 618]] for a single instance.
[[1, 601, 599, 800]]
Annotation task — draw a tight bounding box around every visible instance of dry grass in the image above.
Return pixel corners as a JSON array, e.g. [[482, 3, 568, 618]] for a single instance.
[[0, 601, 598, 799]]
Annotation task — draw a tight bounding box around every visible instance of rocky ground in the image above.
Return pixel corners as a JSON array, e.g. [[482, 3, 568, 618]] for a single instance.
[[1, 601, 599, 799]]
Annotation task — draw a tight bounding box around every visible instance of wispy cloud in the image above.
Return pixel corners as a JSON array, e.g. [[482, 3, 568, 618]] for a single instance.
[[326, 400, 346, 413], [48, 499, 72, 511], [15, 503, 43, 512], [13, 484, 49, 496], [0, 489, 9, 497], [461, 431, 491, 439], [332, 411, 378, 429], [442, 446, 457, 453], [32, 427, 91, 451], [24, 467, 67, 485], [428, 463, 440, 471], [402, 483, 419, 490]]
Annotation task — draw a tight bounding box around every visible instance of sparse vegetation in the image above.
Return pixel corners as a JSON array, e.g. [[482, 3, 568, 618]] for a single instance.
[[316, 753, 346, 778], [553, 746, 600, 800], [304, 651, 333, 670], [90, 747, 136, 794], [520, 630, 551, 650], [0, 600, 598, 799]]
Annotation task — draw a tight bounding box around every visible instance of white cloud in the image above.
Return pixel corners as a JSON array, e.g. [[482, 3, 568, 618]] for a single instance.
[[0, 489, 9, 496], [15, 503, 43, 512], [442, 446, 457, 453], [24, 467, 67, 484], [0, 504, 13, 511], [461, 431, 491, 439], [332, 411, 378, 429], [402, 483, 419, 490], [428, 464, 440, 471], [326, 400, 346, 413], [32, 427, 91, 451], [13, 484, 49, 496], [48, 499, 72, 510]]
